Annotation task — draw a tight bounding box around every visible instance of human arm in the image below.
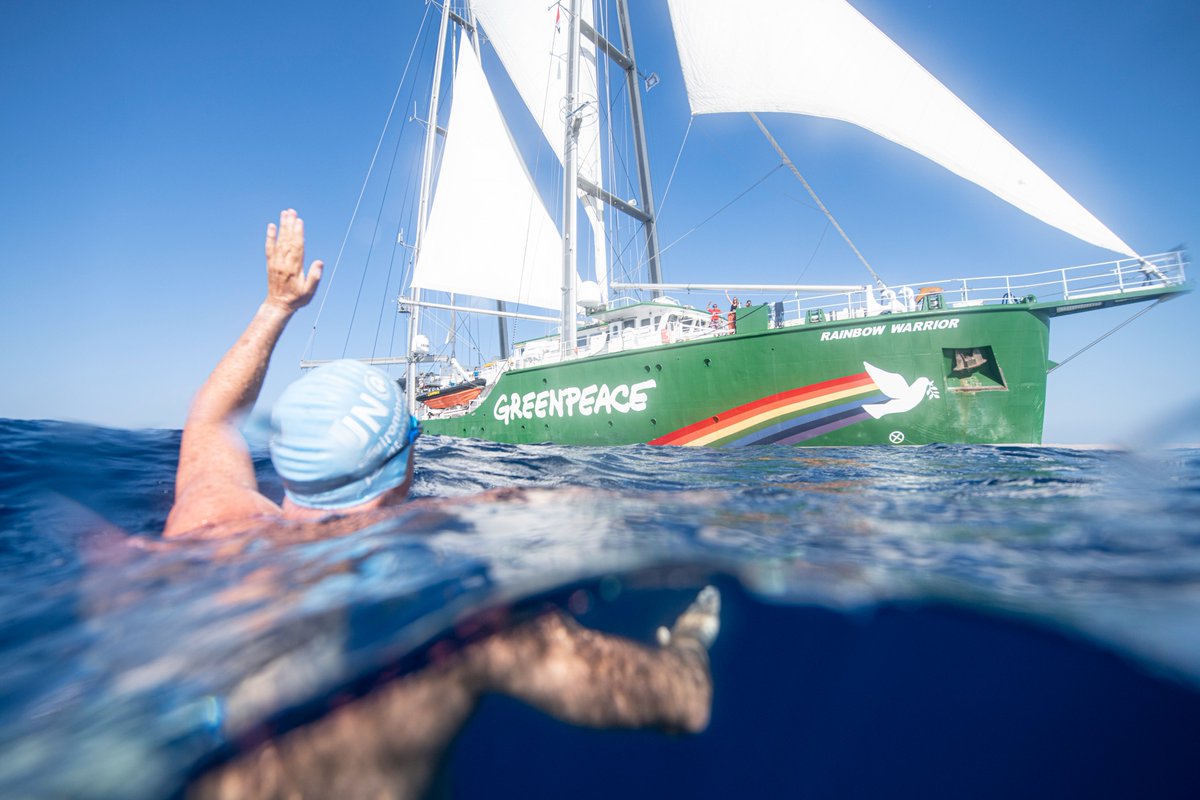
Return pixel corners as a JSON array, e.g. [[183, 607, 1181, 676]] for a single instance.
[[163, 210, 323, 538]]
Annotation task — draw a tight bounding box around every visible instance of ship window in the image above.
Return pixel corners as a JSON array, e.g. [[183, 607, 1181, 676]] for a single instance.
[[653, 315, 662, 327], [943, 346, 1007, 392], [640, 318, 650, 328], [623, 320, 635, 330]]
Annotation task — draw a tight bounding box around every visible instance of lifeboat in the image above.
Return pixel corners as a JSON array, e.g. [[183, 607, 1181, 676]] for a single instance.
[[417, 379, 485, 410]]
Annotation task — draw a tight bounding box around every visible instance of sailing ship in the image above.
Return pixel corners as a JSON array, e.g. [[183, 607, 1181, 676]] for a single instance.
[[305, 0, 1189, 447]]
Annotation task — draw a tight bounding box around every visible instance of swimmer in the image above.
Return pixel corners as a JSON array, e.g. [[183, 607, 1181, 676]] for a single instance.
[[168, 210, 721, 798], [164, 208, 408, 539]]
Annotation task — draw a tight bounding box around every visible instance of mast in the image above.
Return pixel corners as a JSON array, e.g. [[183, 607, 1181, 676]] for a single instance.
[[560, 0, 582, 354], [577, 2, 663, 297], [406, 0, 452, 413], [615, 0, 663, 294]]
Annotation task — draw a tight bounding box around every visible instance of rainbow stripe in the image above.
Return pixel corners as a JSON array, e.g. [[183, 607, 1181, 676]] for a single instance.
[[650, 372, 884, 448]]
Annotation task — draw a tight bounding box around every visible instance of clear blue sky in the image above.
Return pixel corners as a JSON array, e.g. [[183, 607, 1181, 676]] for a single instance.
[[1, 0, 1196, 444]]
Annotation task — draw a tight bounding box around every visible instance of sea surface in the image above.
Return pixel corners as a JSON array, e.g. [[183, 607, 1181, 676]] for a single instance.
[[1, 418, 1199, 798]]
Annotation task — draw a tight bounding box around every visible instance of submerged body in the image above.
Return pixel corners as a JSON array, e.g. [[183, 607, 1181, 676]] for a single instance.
[[189, 593, 717, 800]]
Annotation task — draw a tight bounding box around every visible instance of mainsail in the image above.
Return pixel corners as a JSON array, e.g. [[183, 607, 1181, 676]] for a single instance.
[[666, 0, 1137, 258], [470, 0, 608, 298], [411, 41, 564, 311]]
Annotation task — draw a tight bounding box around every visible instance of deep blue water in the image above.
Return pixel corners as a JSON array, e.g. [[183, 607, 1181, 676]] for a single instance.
[[1, 418, 1199, 798]]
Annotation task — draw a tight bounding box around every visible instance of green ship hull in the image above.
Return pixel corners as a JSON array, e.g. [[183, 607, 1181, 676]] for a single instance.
[[424, 303, 1052, 447]]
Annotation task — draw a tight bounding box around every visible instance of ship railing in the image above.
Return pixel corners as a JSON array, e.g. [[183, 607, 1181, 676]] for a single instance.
[[921, 251, 1188, 307], [670, 320, 728, 343], [492, 253, 1186, 374], [602, 296, 643, 312], [782, 250, 1187, 324]]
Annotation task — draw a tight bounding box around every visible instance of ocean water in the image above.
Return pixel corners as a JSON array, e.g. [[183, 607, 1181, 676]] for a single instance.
[[1, 418, 1199, 798]]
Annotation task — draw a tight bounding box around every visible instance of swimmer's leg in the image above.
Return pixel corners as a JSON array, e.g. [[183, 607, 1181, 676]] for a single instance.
[[188, 589, 722, 798], [468, 587, 720, 734]]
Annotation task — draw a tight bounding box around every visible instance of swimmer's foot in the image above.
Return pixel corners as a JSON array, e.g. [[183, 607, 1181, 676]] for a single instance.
[[657, 586, 720, 651]]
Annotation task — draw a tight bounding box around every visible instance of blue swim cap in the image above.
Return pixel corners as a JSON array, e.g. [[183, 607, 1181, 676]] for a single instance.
[[269, 360, 419, 510]]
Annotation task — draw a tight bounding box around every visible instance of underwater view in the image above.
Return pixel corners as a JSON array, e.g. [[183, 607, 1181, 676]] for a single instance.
[[1, 418, 1198, 798]]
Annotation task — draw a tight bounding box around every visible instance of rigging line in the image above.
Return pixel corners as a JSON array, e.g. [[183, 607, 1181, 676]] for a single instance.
[[393, 184, 423, 331], [603, 80, 635, 196], [632, 118, 729, 272], [602, 86, 635, 283], [505, 18, 562, 331], [781, 191, 819, 212], [392, 66, 432, 300], [342, 142, 402, 360], [603, 50, 632, 231], [797, 219, 830, 282], [597, 0, 617, 287], [1047, 299, 1166, 375], [455, 306, 484, 357], [303, 1, 432, 362], [783, 185, 828, 280], [371, 168, 419, 362], [368, 45, 435, 362], [610, 223, 645, 278], [796, 220, 835, 280], [603, 214, 644, 286], [657, 164, 784, 258], [385, 179, 421, 379], [387, 123, 424, 301], [653, 117, 693, 225], [597, 7, 640, 290], [748, 112, 884, 288], [417, 308, 459, 346], [422, 304, 477, 364]]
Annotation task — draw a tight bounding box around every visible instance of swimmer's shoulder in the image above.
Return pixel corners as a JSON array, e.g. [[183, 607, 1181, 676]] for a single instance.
[[164, 479, 283, 539]]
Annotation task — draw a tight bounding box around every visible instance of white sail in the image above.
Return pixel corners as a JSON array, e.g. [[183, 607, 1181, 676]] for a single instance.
[[411, 42, 564, 311], [470, 0, 608, 290], [666, 0, 1137, 258], [469, 0, 602, 184]]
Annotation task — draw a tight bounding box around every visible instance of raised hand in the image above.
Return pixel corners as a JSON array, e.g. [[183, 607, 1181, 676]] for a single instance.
[[264, 209, 324, 312], [165, 208, 327, 537]]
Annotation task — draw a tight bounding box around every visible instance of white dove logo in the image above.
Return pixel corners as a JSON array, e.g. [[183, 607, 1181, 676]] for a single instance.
[[862, 362, 938, 420]]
